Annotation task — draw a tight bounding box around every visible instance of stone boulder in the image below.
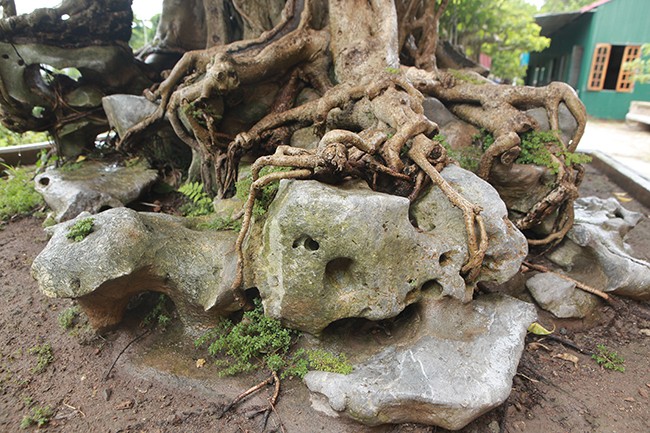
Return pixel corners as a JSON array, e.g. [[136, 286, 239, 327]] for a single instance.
[[526, 273, 599, 318], [102, 95, 159, 138], [547, 197, 650, 300], [304, 293, 536, 429], [253, 166, 527, 335], [35, 161, 158, 222], [31, 208, 240, 332]]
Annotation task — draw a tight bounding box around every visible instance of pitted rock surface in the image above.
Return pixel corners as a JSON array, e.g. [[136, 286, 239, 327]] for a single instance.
[[304, 294, 536, 429], [31, 208, 239, 331], [253, 166, 527, 335], [35, 161, 158, 222]]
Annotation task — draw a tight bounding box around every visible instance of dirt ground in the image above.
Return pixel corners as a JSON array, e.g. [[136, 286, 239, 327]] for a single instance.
[[1, 164, 649, 433]]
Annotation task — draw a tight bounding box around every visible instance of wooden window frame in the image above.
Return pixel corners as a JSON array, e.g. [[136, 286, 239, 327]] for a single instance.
[[587, 43, 611, 91], [616, 45, 641, 92]]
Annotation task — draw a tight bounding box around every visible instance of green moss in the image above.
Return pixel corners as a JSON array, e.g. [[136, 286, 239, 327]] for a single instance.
[[57, 306, 81, 330], [438, 134, 483, 173], [448, 69, 487, 85], [235, 167, 293, 218], [196, 215, 242, 231], [0, 165, 45, 221], [66, 217, 95, 242], [517, 130, 591, 174], [20, 405, 53, 429], [28, 343, 53, 374], [195, 299, 352, 379]]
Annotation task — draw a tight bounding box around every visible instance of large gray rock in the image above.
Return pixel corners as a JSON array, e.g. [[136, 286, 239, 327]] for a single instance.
[[304, 294, 536, 429], [547, 197, 650, 300], [526, 273, 599, 318], [34, 160, 158, 222], [31, 208, 240, 332], [253, 166, 527, 335]]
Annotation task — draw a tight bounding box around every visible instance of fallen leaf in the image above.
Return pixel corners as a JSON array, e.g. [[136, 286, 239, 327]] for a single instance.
[[528, 322, 555, 335], [527, 342, 551, 351], [614, 192, 632, 203], [553, 352, 579, 368], [638, 388, 649, 399], [639, 329, 650, 337], [75, 155, 87, 163], [196, 358, 206, 368], [624, 397, 636, 402], [115, 399, 134, 410]]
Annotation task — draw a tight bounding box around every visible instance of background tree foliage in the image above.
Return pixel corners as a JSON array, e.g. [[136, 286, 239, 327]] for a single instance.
[[130, 14, 160, 51], [441, 0, 549, 82], [540, 0, 596, 13]]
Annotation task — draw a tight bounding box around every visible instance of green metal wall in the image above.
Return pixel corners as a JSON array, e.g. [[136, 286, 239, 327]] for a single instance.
[[579, 0, 650, 119], [528, 0, 650, 120]]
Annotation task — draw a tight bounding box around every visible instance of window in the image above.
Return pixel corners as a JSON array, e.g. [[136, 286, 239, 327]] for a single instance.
[[587, 44, 641, 92]]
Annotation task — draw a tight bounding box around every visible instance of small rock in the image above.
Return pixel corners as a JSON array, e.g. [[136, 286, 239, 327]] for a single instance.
[[488, 420, 500, 433], [639, 329, 650, 337], [115, 399, 134, 410], [103, 388, 112, 401], [526, 273, 599, 318], [624, 397, 636, 402], [638, 388, 649, 399]]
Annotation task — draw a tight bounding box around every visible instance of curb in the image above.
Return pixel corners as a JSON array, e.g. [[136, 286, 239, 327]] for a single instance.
[[0, 142, 50, 166], [585, 150, 650, 208]]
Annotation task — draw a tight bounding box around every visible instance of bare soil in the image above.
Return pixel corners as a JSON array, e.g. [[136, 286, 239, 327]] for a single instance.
[[1, 164, 649, 433]]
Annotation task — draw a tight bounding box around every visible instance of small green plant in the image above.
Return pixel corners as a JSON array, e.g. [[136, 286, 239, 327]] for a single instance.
[[178, 181, 213, 216], [28, 343, 53, 373], [58, 161, 84, 172], [66, 217, 95, 241], [195, 299, 353, 378], [141, 293, 174, 330], [0, 165, 45, 221], [517, 131, 591, 174], [235, 167, 293, 218], [592, 344, 625, 372], [58, 306, 81, 330], [195, 298, 296, 376], [20, 405, 53, 429], [0, 125, 48, 148], [385, 66, 401, 75]]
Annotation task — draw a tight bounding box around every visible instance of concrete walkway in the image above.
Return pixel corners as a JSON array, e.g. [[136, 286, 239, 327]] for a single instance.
[[578, 119, 650, 181]]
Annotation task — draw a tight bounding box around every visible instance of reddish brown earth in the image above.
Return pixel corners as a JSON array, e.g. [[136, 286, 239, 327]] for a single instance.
[[0, 164, 649, 433]]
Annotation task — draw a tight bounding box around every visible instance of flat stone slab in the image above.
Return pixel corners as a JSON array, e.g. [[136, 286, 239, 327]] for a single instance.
[[35, 160, 158, 222], [304, 294, 536, 430]]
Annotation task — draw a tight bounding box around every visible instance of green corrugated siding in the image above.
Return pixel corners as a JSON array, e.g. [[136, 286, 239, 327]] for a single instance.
[[580, 0, 650, 119], [528, 0, 650, 120]]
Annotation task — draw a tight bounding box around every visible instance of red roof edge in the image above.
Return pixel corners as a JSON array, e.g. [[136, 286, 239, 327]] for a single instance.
[[580, 0, 613, 13]]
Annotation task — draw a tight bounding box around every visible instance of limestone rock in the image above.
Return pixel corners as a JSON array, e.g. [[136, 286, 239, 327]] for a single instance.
[[34, 160, 158, 222], [547, 197, 650, 300], [102, 95, 159, 138], [526, 273, 599, 318], [31, 208, 240, 331], [304, 294, 536, 429], [253, 166, 527, 335]]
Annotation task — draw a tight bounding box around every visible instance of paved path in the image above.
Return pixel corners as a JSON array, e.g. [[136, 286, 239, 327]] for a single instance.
[[578, 119, 650, 181]]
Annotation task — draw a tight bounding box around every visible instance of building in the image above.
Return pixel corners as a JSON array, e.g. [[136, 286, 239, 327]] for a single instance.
[[526, 0, 650, 120]]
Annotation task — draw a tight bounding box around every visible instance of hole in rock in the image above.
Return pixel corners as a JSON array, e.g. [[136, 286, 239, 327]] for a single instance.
[[98, 205, 112, 213], [439, 251, 454, 267], [292, 235, 319, 251], [324, 257, 354, 289], [421, 279, 443, 297], [38, 177, 50, 186], [1, 54, 8, 59], [125, 291, 177, 328]]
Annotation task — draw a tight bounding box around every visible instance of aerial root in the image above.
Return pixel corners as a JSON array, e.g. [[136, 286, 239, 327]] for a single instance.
[[218, 371, 285, 432], [409, 135, 488, 281]]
